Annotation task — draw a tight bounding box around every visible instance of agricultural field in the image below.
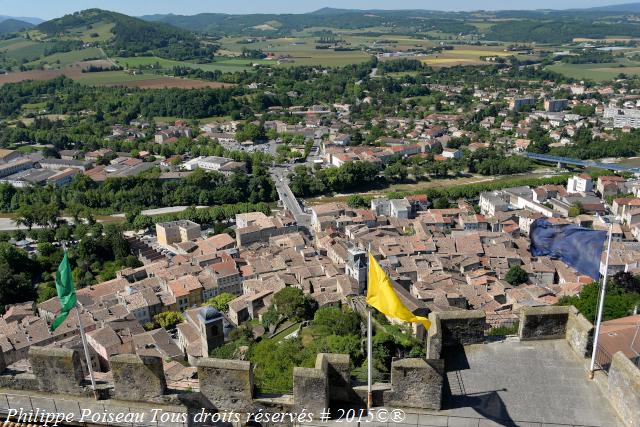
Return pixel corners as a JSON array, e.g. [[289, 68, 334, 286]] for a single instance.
[[0, 69, 66, 84], [64, 21, 115, 43], [418, 45, 514, 68], [113, 56, 254, 73], [26, 47, 106, 69], [547, 60, 640, 82], [0, 38, 46, 66], [73, 70, 233, 88], [218, 36, 372, 67]]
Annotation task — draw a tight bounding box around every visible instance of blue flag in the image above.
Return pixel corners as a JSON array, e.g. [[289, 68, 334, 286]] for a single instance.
[[530, 218, 607, 280]]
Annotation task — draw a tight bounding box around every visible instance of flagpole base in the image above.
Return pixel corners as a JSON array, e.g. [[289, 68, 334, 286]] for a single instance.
[[367, 392, 373, 411], [588, 370, 594, 380]]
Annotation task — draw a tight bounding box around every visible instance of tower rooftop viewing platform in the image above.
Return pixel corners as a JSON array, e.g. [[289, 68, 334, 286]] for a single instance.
[[439, 338, 622, 427], [312, 338, 623, 427], [0, 306, 637, 427]]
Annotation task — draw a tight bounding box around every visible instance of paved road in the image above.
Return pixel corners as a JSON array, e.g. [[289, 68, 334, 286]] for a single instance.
[[270, 167, 311, 227], [111, 205, 209, 218], [0, 216, 76, 231], [0, 205, 211, 231]]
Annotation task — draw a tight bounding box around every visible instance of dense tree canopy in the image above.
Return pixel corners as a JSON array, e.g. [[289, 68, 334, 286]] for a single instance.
[[559, 279, 640, 323]]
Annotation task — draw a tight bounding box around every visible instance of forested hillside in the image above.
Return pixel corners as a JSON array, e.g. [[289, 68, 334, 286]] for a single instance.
[[486, 20, 640, 43], [0, 19, 33, 35], [141, 12, 477, 37], [37, 9, 216, 60]]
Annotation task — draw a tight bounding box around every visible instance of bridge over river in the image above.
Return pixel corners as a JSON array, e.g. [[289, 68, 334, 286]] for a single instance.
[[523, 152, 640, 174]]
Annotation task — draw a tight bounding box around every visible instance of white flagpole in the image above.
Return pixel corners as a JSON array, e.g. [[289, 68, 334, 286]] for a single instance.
[[589, 224, 614, 379], [76, 304, 98, 398]]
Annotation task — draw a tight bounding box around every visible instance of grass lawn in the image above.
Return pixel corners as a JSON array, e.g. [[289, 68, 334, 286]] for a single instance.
[[267, 322, 301, 343], [386, 71, 422, 77], [153, 115, 232, 125], [21, 102, 48, 110], [305, 170, 555, 205]]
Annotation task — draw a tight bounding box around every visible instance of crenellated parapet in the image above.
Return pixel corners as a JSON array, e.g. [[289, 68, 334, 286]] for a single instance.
[[0, 306, 635, 427]]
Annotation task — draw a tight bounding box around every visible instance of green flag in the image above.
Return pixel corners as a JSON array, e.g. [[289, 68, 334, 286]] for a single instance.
[[50, 252, 77, 332]]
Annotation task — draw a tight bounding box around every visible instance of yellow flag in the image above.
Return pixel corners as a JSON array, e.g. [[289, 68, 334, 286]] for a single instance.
[[366, 253, 431, 330]]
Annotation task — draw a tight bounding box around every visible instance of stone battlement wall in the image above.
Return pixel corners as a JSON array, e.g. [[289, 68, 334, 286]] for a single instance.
[[0, 306, 636, 426], [0, 345, 445, 425]]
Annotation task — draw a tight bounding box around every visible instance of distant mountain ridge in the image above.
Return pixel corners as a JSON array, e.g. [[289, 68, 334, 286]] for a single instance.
[[0, 19, 34, 34], [0, 15, 43, 25], [582, 2, 640, 12]]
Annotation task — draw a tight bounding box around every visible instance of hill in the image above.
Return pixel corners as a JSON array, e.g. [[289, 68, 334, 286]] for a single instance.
[[0, 19, 33, 35], [584, 2, 640, 12], [139, 5, 640, 39], [37, 9, 216, 61], [140, 10, 476, 36], [0, 15, 43, 25]]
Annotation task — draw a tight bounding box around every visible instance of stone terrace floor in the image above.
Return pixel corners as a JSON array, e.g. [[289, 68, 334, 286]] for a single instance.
[[437, 339, 623, 427], [313, 339, 623, 427]]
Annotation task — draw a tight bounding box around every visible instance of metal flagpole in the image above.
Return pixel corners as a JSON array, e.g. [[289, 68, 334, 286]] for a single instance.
[[60, 240, 98, 398], [589, 224, 614, 379], [76, 303, 98, 398], [366, 246, 373, 412], [367, 308, 373, 410]]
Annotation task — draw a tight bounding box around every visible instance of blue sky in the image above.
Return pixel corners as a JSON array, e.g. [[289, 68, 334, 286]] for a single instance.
[[0, 0, 635, 20]]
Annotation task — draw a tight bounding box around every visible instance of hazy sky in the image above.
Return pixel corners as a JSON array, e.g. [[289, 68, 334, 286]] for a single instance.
[[0, 0, 635, 20]]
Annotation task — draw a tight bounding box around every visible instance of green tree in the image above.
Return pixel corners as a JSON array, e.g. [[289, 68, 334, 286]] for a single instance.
[[568, 202, 584, 218], [384, 162, 408, 182], [612, 272, 640, 294], [346, 195, 369, 209], [432, 197, 450, 209], [154, 311, 184, 329], [0, 263, 35, 313], [272, 287, 318, 321], [262, 305, 280, 330], [559, 282, 640, 323], [205, 292, 236, 312], [322, 334, 362, 361], [313, 306, 361, 336], [14, 205, 36, 230], [505, 265, 529, 285], [248, 337, 316, 393]]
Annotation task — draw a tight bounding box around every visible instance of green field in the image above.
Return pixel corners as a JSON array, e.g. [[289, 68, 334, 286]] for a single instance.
[[75, 22, 115, 43], [74, 70, 165, 85], [547, 60, 640, 82], [219, 35, 372, 67], [154, 115, 233, 125], [0, 38, 46, 63], [113, 56, 254, 73], [26, 47, 106, 68], [21, 102, 48, 110], [422, 46, 513, 64]]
